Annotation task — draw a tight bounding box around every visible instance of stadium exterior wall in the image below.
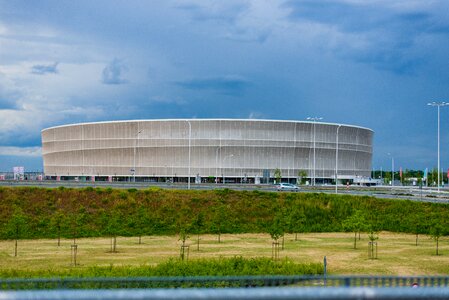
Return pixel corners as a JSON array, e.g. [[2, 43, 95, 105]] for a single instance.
[[41, 119, 373, 183]]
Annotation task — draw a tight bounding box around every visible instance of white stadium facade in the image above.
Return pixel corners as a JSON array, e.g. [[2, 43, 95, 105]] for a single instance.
[[41, 119, 373, 184]]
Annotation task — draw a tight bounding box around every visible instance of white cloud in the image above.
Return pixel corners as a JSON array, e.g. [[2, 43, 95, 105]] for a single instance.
[[0, 146, 41, 157], [0, 61, 112, 146], [102, 59, 128, 85], [0, 23, 7, 35], [176, 1, 250, 23], [248, 111, 266, 119]]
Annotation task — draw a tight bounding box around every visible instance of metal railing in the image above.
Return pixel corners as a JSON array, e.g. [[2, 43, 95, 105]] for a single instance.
[[2, 287, 449, 300], [1, 275, 449, 290], [3, 276, 449, 300]]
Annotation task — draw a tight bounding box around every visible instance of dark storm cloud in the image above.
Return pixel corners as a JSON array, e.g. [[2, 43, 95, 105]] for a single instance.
[[176, 76, 251, 96], [31, 62, 58, 75], [282, 0, 449, 74], [1, 134, 42, 148], [101, 59, 128, 85], [0, 79, 20, 110], [0, 98, 18, 110], [283, 0, 446, 34], [1, 1, 449, 170]]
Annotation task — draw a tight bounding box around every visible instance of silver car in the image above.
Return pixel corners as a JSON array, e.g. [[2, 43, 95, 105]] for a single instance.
[[277, 183, 300, 192]]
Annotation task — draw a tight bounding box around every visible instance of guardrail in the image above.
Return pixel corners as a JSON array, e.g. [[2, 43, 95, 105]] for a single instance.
[[2, 287, 449, 300], [1, 275, 449, 290], [3, 276, 449, 300]]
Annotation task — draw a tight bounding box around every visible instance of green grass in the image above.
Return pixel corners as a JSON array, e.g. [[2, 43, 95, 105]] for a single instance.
[[0, 257, 322, 278]]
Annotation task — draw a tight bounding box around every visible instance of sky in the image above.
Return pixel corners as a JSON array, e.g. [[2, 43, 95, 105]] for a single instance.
[[0, 0, 449, 172]]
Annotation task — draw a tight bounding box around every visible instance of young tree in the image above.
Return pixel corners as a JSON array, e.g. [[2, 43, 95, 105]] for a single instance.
[[192, 212, 205, 251], [211, 204, 227, 243], [106, 209, 122, 253], [7, 207, 27, 257], [367, 228, 379, 259], [287, 207, 306, 241], [368, 230, 379, 242], [278, 208, 288, 249], [274, 168, 282, 184], [342, 210, 367, 249], [430, 223, 446, 256], [71, 206, 87, 245], [175, 202, 193, 260], [268, 213, 284, 261], [410, 215, 425, 246], [179, 228, 190, 261], [297, 170, 308, 185], [50, 209, 66, 246], [268, 219, 284, 242], [130, 205, 147, 244]]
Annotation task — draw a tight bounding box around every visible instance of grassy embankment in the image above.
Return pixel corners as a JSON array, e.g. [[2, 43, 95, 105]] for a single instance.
[[1, 186, 449, 277], [1, 186, 447, 239]]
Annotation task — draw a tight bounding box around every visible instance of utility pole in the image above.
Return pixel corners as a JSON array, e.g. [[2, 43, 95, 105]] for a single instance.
[[428, 102, 448, 193], [307, 117, 323, 186]]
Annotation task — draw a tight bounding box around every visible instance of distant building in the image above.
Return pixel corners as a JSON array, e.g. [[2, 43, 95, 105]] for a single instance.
[[41, 119, 373, 184]]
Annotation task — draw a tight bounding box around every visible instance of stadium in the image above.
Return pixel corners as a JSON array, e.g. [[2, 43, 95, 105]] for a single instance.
[[41, 119, 373, 184]]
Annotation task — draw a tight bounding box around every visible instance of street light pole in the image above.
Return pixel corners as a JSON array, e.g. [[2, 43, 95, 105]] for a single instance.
[[307, 117, 323, 186], [133, 128, 143, 183], [186, 120, 191, 190], [380, 166, 383, 185], [392, 157, 394, 189], [428, 101, 448, 193], [335, 125, 341, 194], [388, 153, 394, 189], [215, 146, 220, 184]]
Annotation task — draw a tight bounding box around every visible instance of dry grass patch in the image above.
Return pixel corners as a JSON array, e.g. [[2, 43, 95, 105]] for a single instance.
[[1, 232, 449, 276]]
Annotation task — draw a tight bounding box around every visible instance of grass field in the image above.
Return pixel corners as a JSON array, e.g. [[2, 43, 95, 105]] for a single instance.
[[1, 232, 449, 276]]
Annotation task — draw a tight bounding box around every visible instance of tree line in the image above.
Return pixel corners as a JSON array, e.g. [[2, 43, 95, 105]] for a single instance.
[[372, 168, 447, 186]]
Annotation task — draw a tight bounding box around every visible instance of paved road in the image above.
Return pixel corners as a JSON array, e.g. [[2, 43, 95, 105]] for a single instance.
[[1, 180, 449, 203]]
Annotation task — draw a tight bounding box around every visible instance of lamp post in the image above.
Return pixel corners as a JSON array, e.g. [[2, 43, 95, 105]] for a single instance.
[[380, 166, 383, 184], [215, 146, 220, 184], [185, 120, 192, 190], [307, 117, 323, 186], [427, 101, 448, 193], [133, 128, 143, 183], [335, 124, 341, 194], [388, 153, 394, 189]]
